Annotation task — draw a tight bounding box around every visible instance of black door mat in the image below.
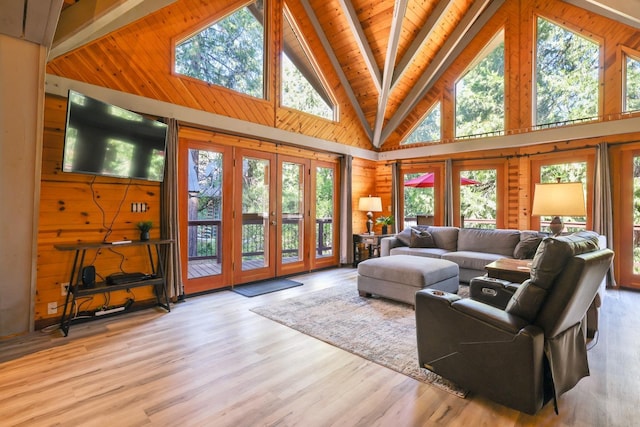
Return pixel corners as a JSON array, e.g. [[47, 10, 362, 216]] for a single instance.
[[232, 278, 303, 297]]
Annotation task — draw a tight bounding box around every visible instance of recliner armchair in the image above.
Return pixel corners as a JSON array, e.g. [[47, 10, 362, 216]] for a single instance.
[[415, 231, 614, 414]]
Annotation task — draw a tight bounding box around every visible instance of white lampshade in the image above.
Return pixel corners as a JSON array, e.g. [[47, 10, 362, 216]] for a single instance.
[[358, 196, 382, 212], [531, 182, 586, 217]]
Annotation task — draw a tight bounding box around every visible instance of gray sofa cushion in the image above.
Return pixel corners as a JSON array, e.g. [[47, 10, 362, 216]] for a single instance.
[[426, 226, 459, 251], [442, 250, 505, 271], [409, 229, 436, 247], [396, 227, 413, 246], [457, 228, 521, 257], [390, 246, 449, 258]]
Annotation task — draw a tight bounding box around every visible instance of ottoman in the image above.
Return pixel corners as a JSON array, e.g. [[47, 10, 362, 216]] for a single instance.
[[357, 255, 459, 306]]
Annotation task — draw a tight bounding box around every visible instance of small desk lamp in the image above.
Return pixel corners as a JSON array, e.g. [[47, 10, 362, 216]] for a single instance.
[[358, 196, 382, 234], [531, 181, 586, 236]]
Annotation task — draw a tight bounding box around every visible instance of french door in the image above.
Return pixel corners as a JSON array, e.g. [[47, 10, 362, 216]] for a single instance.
[[181, 142, 233, 294], [233, 149, 338, 284], [181, 143, 339, 292], [612, 144, 640, 289]]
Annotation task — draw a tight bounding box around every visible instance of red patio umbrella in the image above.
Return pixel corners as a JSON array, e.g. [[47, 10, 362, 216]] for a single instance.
[[404, 172, 480, 187]]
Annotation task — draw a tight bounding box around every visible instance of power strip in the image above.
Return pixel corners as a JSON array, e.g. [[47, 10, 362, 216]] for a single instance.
[[95, 306, 126, 316]]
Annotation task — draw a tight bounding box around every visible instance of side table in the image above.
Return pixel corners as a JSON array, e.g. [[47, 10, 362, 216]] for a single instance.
[[352, 234, 393, 267], [485, 258, 532, 283]]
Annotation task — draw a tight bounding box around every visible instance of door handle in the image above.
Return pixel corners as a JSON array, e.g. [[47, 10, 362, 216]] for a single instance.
[[271, 220, 277, 226]]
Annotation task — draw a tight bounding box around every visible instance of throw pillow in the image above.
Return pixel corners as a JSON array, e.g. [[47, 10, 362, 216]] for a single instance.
[[513, 235, 543, 259], [409, 229, 436, 248], [396, 227, 413, 246]]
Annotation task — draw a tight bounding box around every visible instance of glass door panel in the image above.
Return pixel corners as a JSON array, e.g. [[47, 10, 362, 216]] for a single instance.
[[616, 148, 640, 288], [234, 149, 276, 284], [241, 157, 271, 271], [277, 156, 310, 275], [187, 149, 224, 278], [315, 166, 334, 259], [181, 142, 232, 294], [280, 161, 304, 265]]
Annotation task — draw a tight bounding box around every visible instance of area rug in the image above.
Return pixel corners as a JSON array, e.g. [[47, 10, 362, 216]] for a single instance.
[[251, 283, 468, 397], [233, 278, 303, 297]]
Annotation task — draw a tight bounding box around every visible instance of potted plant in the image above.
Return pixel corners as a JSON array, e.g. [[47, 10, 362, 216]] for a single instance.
[[136, 221, 153, 241], [375, 215, 394, 235]]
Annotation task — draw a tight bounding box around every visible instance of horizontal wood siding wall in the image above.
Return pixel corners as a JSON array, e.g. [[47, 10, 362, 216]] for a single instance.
[[46, 0, 372, 151]]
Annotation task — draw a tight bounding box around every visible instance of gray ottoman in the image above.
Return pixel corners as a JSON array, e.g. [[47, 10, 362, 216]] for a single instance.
[[357, 255, 459, 306]]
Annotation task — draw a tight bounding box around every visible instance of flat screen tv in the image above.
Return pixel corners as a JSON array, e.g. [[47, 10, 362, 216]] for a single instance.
[[62, 90, 168, 182]]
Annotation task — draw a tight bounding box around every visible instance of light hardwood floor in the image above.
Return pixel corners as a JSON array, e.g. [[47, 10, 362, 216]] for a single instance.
[[1, 267, 639, 426]]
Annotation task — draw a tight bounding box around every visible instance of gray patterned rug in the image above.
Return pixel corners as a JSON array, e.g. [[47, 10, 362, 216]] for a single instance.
[[251, 282, 468, 397]]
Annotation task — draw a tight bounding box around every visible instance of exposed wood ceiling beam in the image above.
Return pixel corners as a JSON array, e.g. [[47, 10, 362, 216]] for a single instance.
[[391, 0, 452, 90], [372, 0, 409, 148], [299, 0, 373, 141], [380, 0, 503, 145], [336, 0, 382, 93], [563, 0, 640, 29], [49, 0, 175, 60]]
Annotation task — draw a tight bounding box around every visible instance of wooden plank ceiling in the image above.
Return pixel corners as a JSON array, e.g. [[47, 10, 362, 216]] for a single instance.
[[6, 0, 640, 149]]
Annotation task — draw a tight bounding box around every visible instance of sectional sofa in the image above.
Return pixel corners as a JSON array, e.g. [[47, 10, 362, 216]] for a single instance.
[[380, 225, 607, 337], [380, 226, 545, 283]]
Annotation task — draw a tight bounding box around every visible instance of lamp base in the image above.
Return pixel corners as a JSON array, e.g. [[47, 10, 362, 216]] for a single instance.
[[366, 211, 373, 234], [549, 216, 564, 236]]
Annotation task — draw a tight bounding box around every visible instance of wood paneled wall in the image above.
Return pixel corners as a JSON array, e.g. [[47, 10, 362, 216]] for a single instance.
[[37, 95, 161, 328], [46, 0, 372, 151], [385, 0, 640, 148], [374, 131, 640, 233]]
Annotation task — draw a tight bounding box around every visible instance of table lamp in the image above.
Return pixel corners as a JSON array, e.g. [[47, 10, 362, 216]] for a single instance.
[[531, 181, 586, 236], [358, 196, 382, 234]]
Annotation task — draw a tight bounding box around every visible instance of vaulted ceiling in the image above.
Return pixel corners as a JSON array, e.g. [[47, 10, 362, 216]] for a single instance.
[[2, 0, 639, 149]]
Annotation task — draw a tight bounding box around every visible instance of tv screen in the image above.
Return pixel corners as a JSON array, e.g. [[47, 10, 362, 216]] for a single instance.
[[62, 90, 168, 182]]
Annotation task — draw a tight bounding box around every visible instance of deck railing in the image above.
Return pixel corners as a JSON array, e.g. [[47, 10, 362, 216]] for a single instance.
[[187, 217, 333, 263]]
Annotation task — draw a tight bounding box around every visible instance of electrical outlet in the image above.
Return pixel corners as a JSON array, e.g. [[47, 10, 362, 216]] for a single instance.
[[47, 302, 57, 315], [61, 282, 69, 296]]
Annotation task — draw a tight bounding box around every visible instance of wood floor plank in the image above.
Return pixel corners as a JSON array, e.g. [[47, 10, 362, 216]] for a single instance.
[[1, 267, 639, 426]]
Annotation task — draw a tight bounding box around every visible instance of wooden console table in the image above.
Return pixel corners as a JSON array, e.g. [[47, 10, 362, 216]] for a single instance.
[[352, 234, 394, 267], [485, 258, 532, 283], [54, 239, 173, 336]]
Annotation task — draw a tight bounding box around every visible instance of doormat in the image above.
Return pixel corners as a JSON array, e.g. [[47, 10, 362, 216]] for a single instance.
[[232, 278, 303, 297]]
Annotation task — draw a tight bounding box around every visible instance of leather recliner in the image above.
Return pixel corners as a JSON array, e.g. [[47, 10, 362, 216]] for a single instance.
[[415, 231, 614, 414]]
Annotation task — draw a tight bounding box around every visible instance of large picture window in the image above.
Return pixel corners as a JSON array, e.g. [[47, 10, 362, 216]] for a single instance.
[[455, 31, 504, 139], [625, 53, 640, 113], [281, 7, 335, 120], [535, 17, 599, 127], [174, 1, 265, 99]]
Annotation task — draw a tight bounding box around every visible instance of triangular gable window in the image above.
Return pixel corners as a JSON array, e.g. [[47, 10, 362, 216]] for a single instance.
[[402, 102, 441, 144], [535, 17, 599, 127], [455, 30, 505, 138], [175, 1, 265, 99], [281, 5, 335, 120]]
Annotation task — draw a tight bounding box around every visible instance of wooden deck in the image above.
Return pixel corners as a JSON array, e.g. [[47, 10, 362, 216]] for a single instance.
[[188, 256, 300, 279]]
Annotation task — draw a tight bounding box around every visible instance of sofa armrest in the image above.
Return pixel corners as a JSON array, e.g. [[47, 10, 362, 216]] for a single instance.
[[380, 236, 402, 256]]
